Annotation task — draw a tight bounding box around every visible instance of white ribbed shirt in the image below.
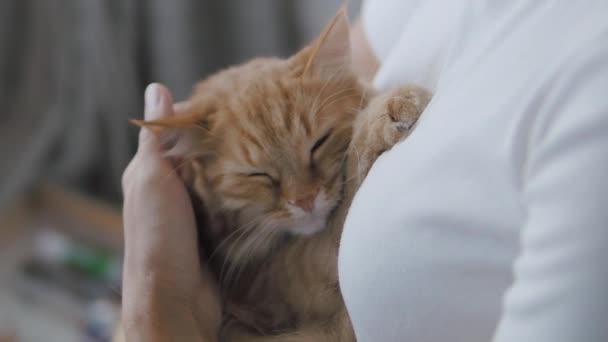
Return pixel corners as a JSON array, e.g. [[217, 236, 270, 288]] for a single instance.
[[339, 1, 608, 341]]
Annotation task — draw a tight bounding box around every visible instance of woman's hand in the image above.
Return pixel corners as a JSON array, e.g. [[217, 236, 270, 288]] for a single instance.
[[121, 83, 221, 342]]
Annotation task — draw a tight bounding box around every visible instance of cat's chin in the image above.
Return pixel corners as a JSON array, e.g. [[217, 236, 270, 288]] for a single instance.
[[286, 215, 328, 236]]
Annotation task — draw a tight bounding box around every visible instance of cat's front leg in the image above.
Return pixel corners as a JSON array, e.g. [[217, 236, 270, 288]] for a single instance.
[[347, 85, 431, 188], [221, 305, 354, 341]]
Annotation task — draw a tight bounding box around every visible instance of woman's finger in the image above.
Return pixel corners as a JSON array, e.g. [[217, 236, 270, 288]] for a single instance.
[[137, 83, 174, 155]]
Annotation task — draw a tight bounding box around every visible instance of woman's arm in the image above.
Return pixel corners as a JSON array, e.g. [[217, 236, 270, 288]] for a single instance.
[[121, 84, 222, 342], [493, 49, 608, 342]]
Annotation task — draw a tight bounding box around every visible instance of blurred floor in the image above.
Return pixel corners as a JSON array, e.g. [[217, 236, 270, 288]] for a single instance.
[[0, 186, 122, 342], [0, 234, 82, 342]]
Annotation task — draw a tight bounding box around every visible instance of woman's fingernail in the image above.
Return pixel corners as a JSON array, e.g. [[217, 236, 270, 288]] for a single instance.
[[145, 83, 162, 108]]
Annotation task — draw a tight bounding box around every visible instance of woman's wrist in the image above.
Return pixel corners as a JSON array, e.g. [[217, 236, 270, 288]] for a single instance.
[[123, 290, 210, 342]]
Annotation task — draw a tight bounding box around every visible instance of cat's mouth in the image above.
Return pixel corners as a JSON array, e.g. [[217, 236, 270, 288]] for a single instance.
[[284, 190, 336, 236]]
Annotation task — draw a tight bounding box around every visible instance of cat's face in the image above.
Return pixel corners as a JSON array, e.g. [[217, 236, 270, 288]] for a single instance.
[[141, 10, 364, 256], [200, 60, 362, 237]]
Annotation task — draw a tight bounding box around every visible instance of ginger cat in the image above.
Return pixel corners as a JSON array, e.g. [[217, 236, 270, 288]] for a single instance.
[[130, 8, 430, 342]]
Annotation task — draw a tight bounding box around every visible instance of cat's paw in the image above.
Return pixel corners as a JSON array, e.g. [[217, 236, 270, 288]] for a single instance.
[[347, 85, 431, 187], [377, 85, 431, 147]]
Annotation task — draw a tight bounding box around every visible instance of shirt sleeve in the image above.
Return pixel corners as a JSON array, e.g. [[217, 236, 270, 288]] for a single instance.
[[493, 47, 608, 342]]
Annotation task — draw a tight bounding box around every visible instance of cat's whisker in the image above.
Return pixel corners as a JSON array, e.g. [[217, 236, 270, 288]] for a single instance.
[[317, 93, 363, 118], [219, 219, 264, 285], [343, 106, 367, 113], [316, 86, 360, 106], [308, 76, 358, 120], [208, 215, 265, 263], [309, 73, 332, 116], [219, 224, 252, 280], [220, 218, 270, 285], [357, 82, 371, 113], [309, 67, 345, 116], [313, 87, 361, 117], [230, 221, 276, 284], [347, 143, 364, 186], [327, 148, 350, 166], [240, 217, 277, 260]]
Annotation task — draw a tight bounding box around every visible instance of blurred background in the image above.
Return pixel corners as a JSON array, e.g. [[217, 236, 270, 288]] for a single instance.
[[0, 1, 361, 341]]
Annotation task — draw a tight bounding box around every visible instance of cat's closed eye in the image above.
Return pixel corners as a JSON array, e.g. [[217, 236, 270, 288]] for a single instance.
[[247, 172, 279, 185], [311, 130, 332, 158]]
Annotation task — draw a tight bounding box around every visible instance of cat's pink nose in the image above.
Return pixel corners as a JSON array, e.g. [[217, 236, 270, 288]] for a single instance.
[[293, 191, 317, 213]]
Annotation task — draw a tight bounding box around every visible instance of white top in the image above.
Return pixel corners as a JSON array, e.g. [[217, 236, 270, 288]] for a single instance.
[[339, 1, 608, 341]]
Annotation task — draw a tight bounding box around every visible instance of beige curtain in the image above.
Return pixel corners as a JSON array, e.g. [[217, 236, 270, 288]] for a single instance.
[[0, 0, 360, 206]]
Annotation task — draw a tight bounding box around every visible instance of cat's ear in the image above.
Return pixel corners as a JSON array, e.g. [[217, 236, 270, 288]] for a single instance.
[[296, 6, 352, 79], [131, 111, 212, 158]]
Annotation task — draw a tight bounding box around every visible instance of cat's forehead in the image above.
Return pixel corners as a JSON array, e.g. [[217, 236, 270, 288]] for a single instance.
[[220, 109, 315, 169], [203, 59, 362, 169], [229, 79, 351, 139], [214, 69, 344, 135], [215, 98, 334, 171]]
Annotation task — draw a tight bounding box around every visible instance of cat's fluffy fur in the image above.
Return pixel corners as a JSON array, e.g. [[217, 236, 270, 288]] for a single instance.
[[135, 8, 430, 342]]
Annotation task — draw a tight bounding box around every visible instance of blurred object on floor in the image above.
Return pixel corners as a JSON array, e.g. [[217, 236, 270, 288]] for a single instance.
[[0, 0, 361, 207], [0, 184, 123, 342]]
